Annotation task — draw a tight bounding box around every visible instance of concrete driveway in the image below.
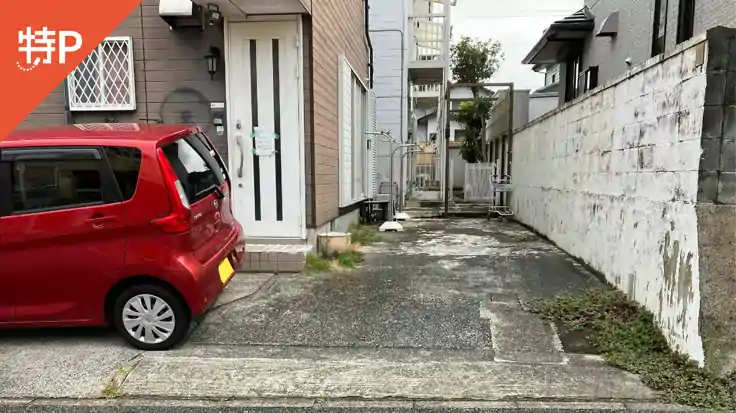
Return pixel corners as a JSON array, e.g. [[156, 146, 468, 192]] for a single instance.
[[0, 217, 680, 411]]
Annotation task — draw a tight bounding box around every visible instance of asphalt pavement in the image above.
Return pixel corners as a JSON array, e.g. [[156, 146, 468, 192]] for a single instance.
[[0, 218, 695, 411]]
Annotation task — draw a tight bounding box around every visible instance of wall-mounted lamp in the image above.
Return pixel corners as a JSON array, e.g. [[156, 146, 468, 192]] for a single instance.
[[205, 46, 221, 80]]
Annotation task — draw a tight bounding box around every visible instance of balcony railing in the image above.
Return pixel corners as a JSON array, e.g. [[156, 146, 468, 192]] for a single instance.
[[411, 0, 456, 15], [413, 84, 442, 95], [409, 14, 447, 63]]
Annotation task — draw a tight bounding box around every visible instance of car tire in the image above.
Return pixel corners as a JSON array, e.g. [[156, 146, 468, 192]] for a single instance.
[[112, 284, 190, 351]]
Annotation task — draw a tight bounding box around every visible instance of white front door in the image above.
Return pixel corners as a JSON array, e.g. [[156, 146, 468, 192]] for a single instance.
[[227, 21, 303, 238]]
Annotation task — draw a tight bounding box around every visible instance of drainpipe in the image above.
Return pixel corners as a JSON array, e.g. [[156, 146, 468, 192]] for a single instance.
[[364, 0, 374, 88], [62, 78, 73, 125], [369, 28, 406, 208]]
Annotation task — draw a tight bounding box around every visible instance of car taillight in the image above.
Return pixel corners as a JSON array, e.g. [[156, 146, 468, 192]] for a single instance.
[[152, 147, 192, 234]]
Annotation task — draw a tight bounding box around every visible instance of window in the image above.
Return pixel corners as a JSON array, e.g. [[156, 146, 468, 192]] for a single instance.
[[565, 55, 583, 102], [677, 0, 695, 44], [67, 37, 136, 111], [584, 66, 599, 93], [352, 79, 366, 202], [651, 0, 667, 56], [339, 57, 369, 206], [103, 146, 141, 201], [454, 129, 467, 141], [566, 57, 599, 101], [161, 135, 225, 205], [8, 153, 107, 214]]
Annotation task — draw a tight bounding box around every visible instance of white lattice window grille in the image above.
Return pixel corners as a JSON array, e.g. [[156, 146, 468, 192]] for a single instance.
[[67, 37, 136, 112]]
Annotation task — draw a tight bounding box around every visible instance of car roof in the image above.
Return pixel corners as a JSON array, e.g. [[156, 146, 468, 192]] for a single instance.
[[1, 123, 200, 148]]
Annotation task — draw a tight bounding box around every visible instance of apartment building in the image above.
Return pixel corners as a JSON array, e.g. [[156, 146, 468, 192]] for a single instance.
[[369, 0, 456, 204]]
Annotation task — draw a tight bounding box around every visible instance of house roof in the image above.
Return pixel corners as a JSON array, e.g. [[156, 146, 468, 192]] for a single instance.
[[521, 7, 595, 65], [532, 63, 558, 73]]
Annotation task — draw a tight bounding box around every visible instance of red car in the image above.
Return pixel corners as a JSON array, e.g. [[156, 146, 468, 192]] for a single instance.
[[0, 124, 245, 350]]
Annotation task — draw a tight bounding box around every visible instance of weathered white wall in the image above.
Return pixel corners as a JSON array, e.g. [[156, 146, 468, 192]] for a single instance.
[[512, 36, 709, 363]]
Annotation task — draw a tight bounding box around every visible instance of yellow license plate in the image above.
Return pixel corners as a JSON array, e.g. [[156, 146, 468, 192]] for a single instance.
[[218, 258, 235, 284]]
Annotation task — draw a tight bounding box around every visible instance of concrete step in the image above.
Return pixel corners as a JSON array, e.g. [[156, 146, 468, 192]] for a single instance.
[[120, 349, 657, 401], [241, 244, 313, 274]]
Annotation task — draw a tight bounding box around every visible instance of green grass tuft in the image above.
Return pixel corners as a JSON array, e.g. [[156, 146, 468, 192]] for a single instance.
[[530, 288, 736, 410], [305, 253, 332, 273], [348, 223, 378, 246], [337, 250, 364, 268]]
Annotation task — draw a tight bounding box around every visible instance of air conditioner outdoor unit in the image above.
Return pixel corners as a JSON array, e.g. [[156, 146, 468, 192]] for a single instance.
[[159, 0, 193, 16], [159, 0, 208, 30]]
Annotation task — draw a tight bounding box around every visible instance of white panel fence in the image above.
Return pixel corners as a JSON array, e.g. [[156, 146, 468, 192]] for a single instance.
[[464, 162, 496, 202]]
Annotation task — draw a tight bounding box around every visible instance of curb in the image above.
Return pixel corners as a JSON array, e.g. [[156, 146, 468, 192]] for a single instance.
[[0, 398, 703, 412]]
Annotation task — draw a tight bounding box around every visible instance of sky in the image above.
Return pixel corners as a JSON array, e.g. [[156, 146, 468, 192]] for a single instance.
[[452, 0, 584, 91]]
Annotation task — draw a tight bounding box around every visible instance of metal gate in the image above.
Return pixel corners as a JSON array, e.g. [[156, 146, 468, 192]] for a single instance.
[[412, 142, 441, 191]]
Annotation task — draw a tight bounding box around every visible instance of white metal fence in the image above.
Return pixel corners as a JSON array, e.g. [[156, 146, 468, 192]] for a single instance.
[[464, 162, 496, 201], [412, 84, 442, 95]]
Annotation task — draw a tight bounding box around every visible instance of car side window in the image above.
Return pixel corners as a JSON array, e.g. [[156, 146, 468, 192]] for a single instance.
[[103, 146, 142, 202], [5, 148, 114, 214], [0, 156, 11, 217]]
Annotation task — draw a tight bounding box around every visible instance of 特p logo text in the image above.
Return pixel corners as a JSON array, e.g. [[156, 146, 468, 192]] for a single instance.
[[17, 26, 82, 72]]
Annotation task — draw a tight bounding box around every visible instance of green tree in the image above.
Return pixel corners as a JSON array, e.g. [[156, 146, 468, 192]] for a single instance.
[[450, 36, 504, 163]]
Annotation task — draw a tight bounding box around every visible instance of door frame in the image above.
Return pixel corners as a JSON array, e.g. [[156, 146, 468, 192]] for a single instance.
[[224, 15, 307, 240]]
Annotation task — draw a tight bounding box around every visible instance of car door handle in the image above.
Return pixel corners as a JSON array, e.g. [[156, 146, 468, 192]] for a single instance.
[[86, 215, 116, 228]]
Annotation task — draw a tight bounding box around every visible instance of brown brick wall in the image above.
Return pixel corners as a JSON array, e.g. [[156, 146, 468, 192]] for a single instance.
[[14, 1, 228, 159], [310, 0, 369, 226], [302, 16, 316, 228]]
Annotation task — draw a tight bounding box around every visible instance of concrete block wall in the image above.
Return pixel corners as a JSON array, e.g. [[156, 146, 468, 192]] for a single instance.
[[512, 32, 717, 367], [695, 27, 736, 376]]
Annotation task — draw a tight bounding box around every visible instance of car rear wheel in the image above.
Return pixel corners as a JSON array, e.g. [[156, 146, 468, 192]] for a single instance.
[[112, 284, 190, 350]]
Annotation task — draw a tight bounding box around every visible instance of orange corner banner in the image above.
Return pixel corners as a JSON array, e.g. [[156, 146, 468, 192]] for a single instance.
[[0, 0, 143, 140]]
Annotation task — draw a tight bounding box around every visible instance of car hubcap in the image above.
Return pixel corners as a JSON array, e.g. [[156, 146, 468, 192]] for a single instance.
[[122, 294, 176, 344]]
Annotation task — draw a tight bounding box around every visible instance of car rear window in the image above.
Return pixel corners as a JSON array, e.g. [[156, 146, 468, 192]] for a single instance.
[[161, 135, 224, 205], [103, 146, 142, 201], [192, 132, 228, 183]]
